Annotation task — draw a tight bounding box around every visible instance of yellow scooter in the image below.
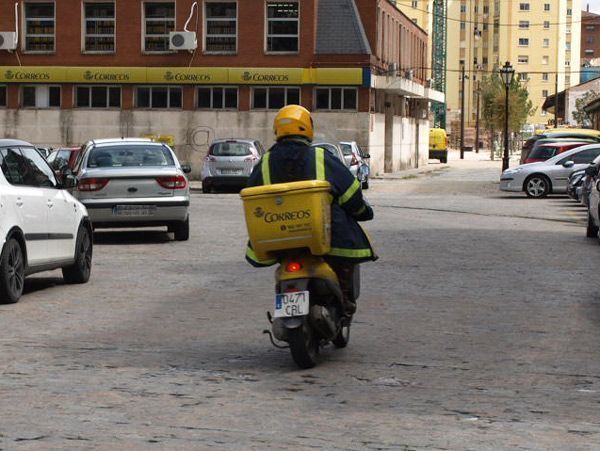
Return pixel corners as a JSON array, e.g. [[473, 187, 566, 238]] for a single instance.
[[241, 180, 356, 368]]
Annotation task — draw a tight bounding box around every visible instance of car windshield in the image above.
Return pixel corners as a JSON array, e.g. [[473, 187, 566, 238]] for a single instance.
[[529, 146, 558, 160], [210, 142, 251, 157], [87, 145, 174, 168]]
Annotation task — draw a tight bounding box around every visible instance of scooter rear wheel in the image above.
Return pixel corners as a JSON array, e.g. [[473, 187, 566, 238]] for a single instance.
[[288, 321, 319, 369]]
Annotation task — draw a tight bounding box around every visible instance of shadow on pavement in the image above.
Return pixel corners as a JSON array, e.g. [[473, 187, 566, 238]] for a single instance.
[[93, 230, 172, 245], [23, 277, 64, 295]]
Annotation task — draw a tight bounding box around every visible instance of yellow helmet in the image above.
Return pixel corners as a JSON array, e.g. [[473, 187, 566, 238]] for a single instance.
[[273, 104, 314, 142]]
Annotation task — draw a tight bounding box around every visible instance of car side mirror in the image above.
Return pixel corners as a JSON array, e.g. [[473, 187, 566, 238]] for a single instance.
[[562, 160, 575, 168], [585, 165, 599, 177], [59, 167, 77, 189], [181, 164, 192, 174]]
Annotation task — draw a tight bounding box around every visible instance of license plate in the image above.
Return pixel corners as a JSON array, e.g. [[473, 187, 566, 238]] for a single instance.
[[113, 205, 157, 216], [274, 291, 310, 318], [221, 169, 243, 175]]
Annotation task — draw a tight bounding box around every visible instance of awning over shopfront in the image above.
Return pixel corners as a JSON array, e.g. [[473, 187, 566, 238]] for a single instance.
[[0, 66, 370, 86], [542, 90, 566, 120]]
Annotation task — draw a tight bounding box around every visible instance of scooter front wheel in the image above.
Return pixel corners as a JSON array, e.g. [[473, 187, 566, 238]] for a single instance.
[[288, 321, 319, 369]]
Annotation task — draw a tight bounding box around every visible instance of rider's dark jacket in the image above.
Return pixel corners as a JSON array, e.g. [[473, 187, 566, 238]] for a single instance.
[[245, 137, 376, 267]]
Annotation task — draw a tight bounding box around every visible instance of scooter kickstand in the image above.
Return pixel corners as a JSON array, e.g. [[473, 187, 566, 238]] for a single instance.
[[263, 330, 289, 349]]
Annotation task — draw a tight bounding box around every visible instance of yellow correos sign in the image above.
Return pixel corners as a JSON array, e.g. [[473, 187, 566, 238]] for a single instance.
[[0, 66, 365, 86]]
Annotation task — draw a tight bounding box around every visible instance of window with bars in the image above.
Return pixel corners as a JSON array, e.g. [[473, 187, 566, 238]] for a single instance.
[[84, 2, 115, 52], [21, 85, 60, 108], [266, 2, 299, 53], [252, 87, 299, 109], [197, 87, 238, 109], [76, 86, 121, 108], [144, 2, 175, 52], [315, 88, 357, 111], [136, 86, 182, 109], [24, 2, 55, 52], [205, 2, 237, 53]]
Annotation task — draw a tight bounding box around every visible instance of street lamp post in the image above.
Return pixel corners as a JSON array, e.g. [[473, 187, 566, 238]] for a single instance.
[[499, 61, 515, 172]]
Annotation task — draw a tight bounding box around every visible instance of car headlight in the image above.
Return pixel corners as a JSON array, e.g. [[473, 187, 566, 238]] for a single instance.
[[504, 167, 523, 175]]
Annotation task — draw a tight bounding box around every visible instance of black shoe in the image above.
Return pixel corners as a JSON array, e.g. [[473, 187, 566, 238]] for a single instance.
[[343, 299, 356, 315]]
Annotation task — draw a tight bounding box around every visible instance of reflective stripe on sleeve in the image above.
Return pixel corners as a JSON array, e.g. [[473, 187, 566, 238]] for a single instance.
[[246, 246, 277, 266], [328, 247, 373, 258], [261, 152, 271, 185], [315, 147, 325, 181], [339, 178, 361, 205]]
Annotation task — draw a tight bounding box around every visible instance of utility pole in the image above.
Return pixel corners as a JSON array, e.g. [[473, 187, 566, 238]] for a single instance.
[[460, 65, 465, 160], [554, 73, 559, 126], [475, 80, 481, 154]]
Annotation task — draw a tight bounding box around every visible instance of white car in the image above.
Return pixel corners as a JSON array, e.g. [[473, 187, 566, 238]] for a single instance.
[[0, 139, 92, 304], [500, 144, 600, 198]]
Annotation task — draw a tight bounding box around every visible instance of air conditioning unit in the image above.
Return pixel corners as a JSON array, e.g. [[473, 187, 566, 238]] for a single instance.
[[169, 31, 197, 51], [0, 32, 17, 51]]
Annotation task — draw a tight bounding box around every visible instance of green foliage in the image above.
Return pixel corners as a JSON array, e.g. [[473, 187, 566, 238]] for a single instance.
[[572, 90, 598, 126], [480, 72, 536, 134]]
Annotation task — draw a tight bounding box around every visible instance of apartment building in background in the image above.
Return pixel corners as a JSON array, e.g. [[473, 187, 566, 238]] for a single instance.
[[0, 0, 442, 177], [396, 0, 434, 78], [446, 0, 581, 129], [581, 9, 600, 64]]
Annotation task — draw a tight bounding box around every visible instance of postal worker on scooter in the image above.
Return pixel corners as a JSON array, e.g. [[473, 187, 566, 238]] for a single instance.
[[245, 104, 377, 315]]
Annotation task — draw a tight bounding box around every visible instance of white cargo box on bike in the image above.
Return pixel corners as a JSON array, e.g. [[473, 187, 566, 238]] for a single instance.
[[240, 180, 331, 261]]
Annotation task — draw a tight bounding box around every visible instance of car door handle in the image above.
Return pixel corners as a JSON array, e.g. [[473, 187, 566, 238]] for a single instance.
[[16, 198, 23, 207]]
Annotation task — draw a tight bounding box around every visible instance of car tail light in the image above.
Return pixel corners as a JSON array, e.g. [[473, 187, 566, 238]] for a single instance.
[[286, 262, 302, 273], [351, 154, 359, 166], [78, 178, 109, 192], [156, 175, 188, 189]]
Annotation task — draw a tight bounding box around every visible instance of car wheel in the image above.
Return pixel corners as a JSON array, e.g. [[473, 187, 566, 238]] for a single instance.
[[173, 217, 190, 241], [0, 238, 25, 304], [524, 175, 551, 198], [62, 226, 93, 284], [587, 212, 599, 238]]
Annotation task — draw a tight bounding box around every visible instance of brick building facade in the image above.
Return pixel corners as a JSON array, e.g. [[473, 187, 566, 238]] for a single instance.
[[0, 0, 442, 176], [582, 10, 600, 64]]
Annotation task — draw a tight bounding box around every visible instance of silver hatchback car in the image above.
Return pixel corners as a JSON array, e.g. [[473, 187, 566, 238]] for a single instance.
[[201, 139, 265, 192], [72, 138, 191, 240]]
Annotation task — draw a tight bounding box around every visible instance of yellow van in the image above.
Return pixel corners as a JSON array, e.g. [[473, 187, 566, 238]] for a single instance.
[[429, 128, 448, 163]]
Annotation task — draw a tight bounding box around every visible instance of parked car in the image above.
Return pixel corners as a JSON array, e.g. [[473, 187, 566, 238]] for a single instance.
[[520, 129, 600, 164], [0, 139, 92, 304], [72, 138, 191, 240], [500, 144, 600, 198], [566, 168, 586, 201], [428, 128, 448, 163], [585, 160, 600, 238], [201, 139, 264, 192], [311, 142, 346, 165], [524, 141, 593, 164], [47, 146, 82, 171], [339, 141, 371, 189]]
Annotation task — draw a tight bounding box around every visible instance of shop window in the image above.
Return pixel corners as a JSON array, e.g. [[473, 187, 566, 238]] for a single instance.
[[143, 2, 175, 52], [24, 2, 55, 52], [21, 85, 60, 108], [266, 1, 299, 53], [252, 87, 299, 109], [76, 86, 121, 108], [205, 2, 237, 53], [84, 2, 115, 52], [197, 87, 238, 109], [0, 86, 6, 107], [315, 88, 357, 111], [136, 86, 182, 109]]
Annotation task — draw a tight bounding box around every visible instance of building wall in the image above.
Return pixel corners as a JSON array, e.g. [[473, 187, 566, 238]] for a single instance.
[[565, 78, 600, 125], [446, 0, 581, 129], [581, 11, 600, 62]]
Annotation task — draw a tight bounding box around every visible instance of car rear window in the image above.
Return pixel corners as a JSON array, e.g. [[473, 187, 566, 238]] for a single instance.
[[339, 144, 353, 156], [87, 145, 175, 168], [529, 146, 558, 160], [210, 142, 251, 157]]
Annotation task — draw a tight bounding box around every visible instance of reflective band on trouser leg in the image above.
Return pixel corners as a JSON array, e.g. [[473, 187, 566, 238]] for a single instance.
[[339, 178, 360, 205], [353, 205, 366, 216], [261, 152, 271, 185], [246, 246, 277, 266], [328, 247, 373, 258], [315, 147, 325, 181]]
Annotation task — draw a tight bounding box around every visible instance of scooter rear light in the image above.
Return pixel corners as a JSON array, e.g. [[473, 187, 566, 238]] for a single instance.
[[286, 262, 302, 273]]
